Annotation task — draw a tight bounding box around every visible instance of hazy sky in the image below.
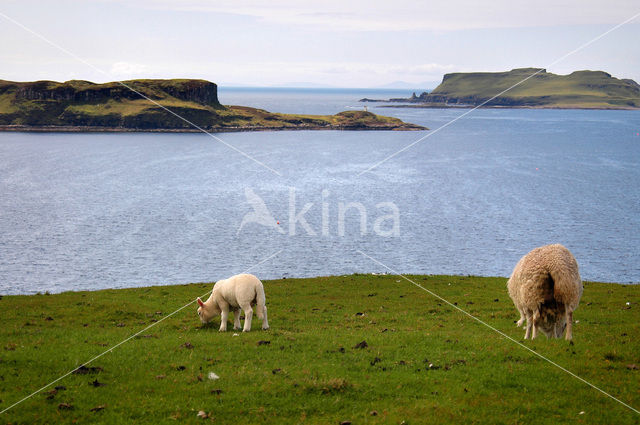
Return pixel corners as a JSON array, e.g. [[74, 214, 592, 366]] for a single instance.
[[1, 0, 639, 88]]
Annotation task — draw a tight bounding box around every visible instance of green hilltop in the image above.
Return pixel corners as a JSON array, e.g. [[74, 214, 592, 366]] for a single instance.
[[0, 79, 424, 131], [385, 68, 640, 109]]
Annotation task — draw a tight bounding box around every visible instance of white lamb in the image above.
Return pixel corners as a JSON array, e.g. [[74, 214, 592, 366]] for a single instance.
[[197, 273, 269, 332], [507, 244, 583, 340]]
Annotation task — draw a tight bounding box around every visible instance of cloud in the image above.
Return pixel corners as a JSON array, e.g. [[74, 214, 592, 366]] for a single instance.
[[390, 64, 457, 76], [315, 62, 455, 78], [110, 61, 148, 77], [195, 60, 456, 86], [136, 0, 640, 31]]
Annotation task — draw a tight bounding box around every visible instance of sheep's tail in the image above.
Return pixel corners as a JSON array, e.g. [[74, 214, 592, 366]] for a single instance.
[[549, 248, 583, 310], [255, 282, 267, 320]]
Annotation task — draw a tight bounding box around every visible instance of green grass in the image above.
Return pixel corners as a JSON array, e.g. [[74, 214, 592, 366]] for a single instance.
[[0, 79, 425, 130], [1, 275, 639, 424], [421, 68, 640, 108]]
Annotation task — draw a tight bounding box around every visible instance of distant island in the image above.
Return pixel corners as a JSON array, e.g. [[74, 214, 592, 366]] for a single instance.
[[361, 68, 640, 109], [0, 79, 424, 132]]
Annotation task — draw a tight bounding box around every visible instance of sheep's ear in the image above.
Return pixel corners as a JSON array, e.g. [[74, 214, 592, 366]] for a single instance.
[[197, 297, 204, 307]]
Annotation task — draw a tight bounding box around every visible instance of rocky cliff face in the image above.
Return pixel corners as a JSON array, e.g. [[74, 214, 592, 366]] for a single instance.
[[159, 81, 220, 107], [0, 78, 223, 128], [4, 79, 220, 107]]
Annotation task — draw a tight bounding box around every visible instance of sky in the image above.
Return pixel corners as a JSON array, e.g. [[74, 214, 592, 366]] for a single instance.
[[1, 0, 639, 88]]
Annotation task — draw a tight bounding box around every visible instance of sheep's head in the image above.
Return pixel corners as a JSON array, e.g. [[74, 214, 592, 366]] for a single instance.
[[196, 297, 219, 324], [536, 304, 567, 338], [536, 317, 567, 338]]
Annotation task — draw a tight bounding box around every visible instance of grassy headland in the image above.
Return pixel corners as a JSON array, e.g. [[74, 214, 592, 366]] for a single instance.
[[0, 79, 425, 132], [366, 68, 640, 109], [1, 275, 638, 424]]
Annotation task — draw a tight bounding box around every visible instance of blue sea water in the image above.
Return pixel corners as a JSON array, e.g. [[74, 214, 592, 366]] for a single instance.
[[0, 87, 639, 294]]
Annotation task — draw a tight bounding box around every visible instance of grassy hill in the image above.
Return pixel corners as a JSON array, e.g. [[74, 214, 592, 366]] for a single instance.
[[1, 275, 638, 424], [385, 69, 640, 109], [0, 79, 424, 131]]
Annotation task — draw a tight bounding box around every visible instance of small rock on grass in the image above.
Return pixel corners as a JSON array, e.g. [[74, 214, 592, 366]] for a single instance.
[[627, 364, 638, 370], [197, 410, 209, 419], [73, 365, 103, 374], [136, 334, 157, 339], [90, 405, 106, 412], [353, 340, 368, 349], [182, 342, 194, 349]]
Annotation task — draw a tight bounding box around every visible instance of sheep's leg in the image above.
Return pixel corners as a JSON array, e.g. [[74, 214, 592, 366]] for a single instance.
[[233, 307, 242, 331], [565, 311, 573, 341], [241, 304, 253, 332], [524, 313, 532, 339], [261, 305, 269, 330], [516, 309, 525, 327], [531, 310, 540, 340], [219, 306, 229, 332]]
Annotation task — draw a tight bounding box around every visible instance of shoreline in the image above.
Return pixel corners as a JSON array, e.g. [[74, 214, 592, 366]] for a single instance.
[[372, 103, 640, 110], [0, 123, 426, 133], [2, 274, 631, 297]]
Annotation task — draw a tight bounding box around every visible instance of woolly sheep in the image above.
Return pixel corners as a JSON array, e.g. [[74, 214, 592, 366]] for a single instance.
[[197, 273, 269, 332], [507, 244, 583, 340]]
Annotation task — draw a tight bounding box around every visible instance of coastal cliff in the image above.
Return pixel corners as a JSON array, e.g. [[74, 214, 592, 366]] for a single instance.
[[362, 68, 640, 109], [7, 79, 220, 106], [0, 79, 425, 132]]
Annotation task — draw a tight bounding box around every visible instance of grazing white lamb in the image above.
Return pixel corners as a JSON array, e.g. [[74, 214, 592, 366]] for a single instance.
[[507, 244, 583, 340], [197, 273, 269, 332]]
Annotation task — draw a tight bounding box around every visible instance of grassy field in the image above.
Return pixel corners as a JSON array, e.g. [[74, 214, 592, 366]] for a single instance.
[[413, 68, 640, 108], [0, 79, 424, 131], [1, 275, 638, 424]]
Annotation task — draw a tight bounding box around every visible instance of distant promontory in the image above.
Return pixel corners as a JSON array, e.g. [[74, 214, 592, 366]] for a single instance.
[[361, 68, 640, 109], [0, 79, 425, 132]]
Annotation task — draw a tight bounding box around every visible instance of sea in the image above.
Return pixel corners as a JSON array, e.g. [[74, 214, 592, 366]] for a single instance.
[[0, 87, 639, 295]]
